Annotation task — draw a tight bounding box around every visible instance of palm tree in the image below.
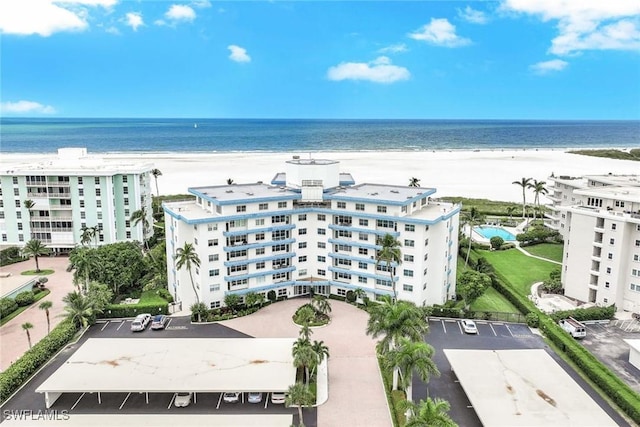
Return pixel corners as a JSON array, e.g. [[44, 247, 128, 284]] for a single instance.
[[69, 247, 99, 294], [385, 337, 440, 401], [312, 295, 331, 317], [39, 300, 53, 334], [22, 322, 34, 349], [402, 397, 457, 427], [22, 239, 50, 273], [131, 206, 151, 250], [63, 291, 94, 328], [354, 287, 367, 304], [285, 382, 314, 427], [462, 207, 485, 267], [175, 242, 201, 305], [505, 206, 517, 221], [512, 177, 532, 219], [528, 179, 548, 220], [24, 199, 35, 238], [293, 338, 317, 386], [299, 323, 313, 341], [310, 339, 330, 378], [226, 178, 234, 185], [151, 168, 162, 197], [409, 177, 420, 187], [80, 225, 97, 247], [376, 234, 403, 301], [296, 305, 316, 326]]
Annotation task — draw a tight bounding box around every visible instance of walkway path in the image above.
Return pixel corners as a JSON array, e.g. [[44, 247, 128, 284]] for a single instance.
[[221, 298, 393, 427], [0, 257, 75, 372], [516, 245, 562, 265]]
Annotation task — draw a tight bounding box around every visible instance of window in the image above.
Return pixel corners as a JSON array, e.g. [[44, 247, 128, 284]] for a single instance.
[[358, 262, 368, 269], [299, 214, 307, 221], [359, 219, 368, 226], [94, 177, 100, 185], [605, 281, 610, 288], [209, 284, 220, 292], [229, 250, 246, 259], [615, 200, 625, 207], [377, 206, 387, 213], [608, 253, 613, 260], [124, 198, 129, 205], [208, 239, 218, 247], [376, 220, 394, 228], [273, 272, 287, 280], [229, 219, 247, 228], [611, 223, 617, 230], [632, 269, 640, 277], [299, 242, 307, 249], [273, 230, 288, 240], [272, 215, 287, 223], [424, 238, 429, 246], [606, 267, 612, 274], [18, 234, 24, 242], [236, 205, 246, 213], [609, 238, 615, 245], [317, 269, 326, 276], [12, 177, 18, 185], [278, 201, 287, 208], [210, 301, 221, 309], [404, 254, 414, 262], [299, 228, 307, 235], [299, 256, 307, 262], [209, 254, 219, 262], [96, 188, 101, 196], [336, 272, 351, 280], [404, 224, 415, 232], [256, 248, 265, 255], [634, 254, 640, 262], [256, 262, 265, 269], [123, 187, 128, 195], [358, 248, 368, 255], [636, 240, 640, 247], [401, 206, 407, 213], [229, 265, 247, 273], [337, 289, 347, 296], [317, 256, 326, 262], [317, 214, 326, 221], [255, 233, 265, 241], [404, 239, 415, 247], [17, 223, 23, 231], [78, 188, 84, 196], [403, 269, 414, 277], [318, 242, 326, 249], [355, 203, 365, 211], [273, 244, 287, 252], [97, 212, 102, 220], [126, 231, 131, 238], [299, 269, 307, 276], [256, 218, 265, 226], [15, 200, 20, 208], [359, 276, 367, 284], [318, 228, 326, 235], [259, 203, 268, 210], [403, 284, 414, 292], [209, 269, 220, 277], [631, 283, 640, 293], [359, 233, 368, 241]]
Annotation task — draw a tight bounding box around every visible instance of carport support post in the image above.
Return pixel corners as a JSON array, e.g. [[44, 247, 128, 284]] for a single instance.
[[98, 392, 101, 404], [146, 392, 149, 404], [194, 393, 197, 404]]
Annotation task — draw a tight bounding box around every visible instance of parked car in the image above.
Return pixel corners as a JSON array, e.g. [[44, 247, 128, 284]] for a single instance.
[[131, 313, 152, 332], [247, 392, 262, 404], [151, 315, 168, 330], [270, 391, 286, 404], [174, 392, 192, 407], [461, 319, 478, 334], [223, 392, 240, 403]]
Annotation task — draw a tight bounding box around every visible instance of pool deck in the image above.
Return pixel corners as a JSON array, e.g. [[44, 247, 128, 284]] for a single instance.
[[471, 225, 519, 243]]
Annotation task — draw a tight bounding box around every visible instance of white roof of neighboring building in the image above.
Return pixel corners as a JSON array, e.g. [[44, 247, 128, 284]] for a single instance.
[[36, 338, 296, 394], [444, 349, 617, 427], [330, 183, 435, 203], [190, 183, 298, 203], [625, 339, 640, 352], [574, 185, 640, 203], [0, 415, 293, 427]]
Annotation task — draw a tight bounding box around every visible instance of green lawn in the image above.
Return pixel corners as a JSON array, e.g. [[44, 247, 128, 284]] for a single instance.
[[21, 269, 54, 276], [474, 248, 558, 296], [521, 243, 564, 263], [137, 290, 168, 305], [470, 287, 519, 313]]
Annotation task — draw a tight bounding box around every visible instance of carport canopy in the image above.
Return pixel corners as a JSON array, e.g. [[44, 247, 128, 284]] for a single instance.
[[444, 349, 617, 427], [36, 338, 296, 408]]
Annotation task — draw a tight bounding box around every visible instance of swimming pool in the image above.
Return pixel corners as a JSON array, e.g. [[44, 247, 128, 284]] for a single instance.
[[474, 226, 517, 241]]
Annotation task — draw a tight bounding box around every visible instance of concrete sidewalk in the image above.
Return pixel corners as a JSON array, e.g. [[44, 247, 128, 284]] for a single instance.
[[0, 257, 75, 372], [221, 298, 393, 427]]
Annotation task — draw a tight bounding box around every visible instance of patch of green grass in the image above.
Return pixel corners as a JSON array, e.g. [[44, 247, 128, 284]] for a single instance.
[[138, 290, 168, 305], [521, 243, 564, 263], [21, 269, 54, 276], [470, 287, 520, 314], [0, 290, 51, 327], [474, 248, 557, 297], [568, 149, 640, 161], [440, 197, 521, 216]]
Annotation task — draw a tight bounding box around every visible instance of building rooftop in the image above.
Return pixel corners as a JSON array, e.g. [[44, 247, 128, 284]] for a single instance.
[[329, 183, 436, 203], [574, 185, 640, 203], [190, 183, 299, 204], [270, 172, 356, 186]]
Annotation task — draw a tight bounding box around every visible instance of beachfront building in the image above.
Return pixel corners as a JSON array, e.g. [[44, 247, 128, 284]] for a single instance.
[[164, 158, 460, 309], [546, 174, 640, 312], [0, 148, 154, 253]]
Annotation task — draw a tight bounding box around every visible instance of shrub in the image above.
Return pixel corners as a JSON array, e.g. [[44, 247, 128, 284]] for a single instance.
[[549, 305, 616, 322], [0, 319, 79, 403], [525, 312, 540, 328], [267, 290, 277, 302], [0, 298, 18, 320], [490, 236, 504, 250], [156, 288, 174, 303], [102, 302, 168, 318], [346, 290, 356, 303], [14, 291, 35, 307], [0, 246, 24, 267]]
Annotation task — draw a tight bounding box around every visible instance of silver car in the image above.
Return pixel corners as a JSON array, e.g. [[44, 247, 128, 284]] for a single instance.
[[247, 392, 262, 404], [130, 313, 151, 332], [174, 392, 192, 407], [461, 319, 478, 334]]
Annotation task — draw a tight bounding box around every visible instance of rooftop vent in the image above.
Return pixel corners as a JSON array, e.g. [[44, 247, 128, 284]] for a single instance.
[[246, 192, 254, 196], [390, 190, 399, 194], [225, 190, 233, 193], [292, 155, 300, 159]]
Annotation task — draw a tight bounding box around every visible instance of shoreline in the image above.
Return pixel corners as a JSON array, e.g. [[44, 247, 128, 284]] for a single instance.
[[2, 149, 639, 203]]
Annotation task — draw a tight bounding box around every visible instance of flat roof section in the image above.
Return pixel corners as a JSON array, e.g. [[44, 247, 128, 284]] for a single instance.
[[444, 349, 617, 427], [37, 338, 296, 394]]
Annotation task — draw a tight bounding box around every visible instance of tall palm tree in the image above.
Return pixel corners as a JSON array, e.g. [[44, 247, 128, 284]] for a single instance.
[[285, 382, 314, 427], [505, 206, 517, 221], [226, 178, 234, 185], [310, 339, 330, 378], [175, 242, 201, 305], [22, 322, 34, 349], [293, 338, 317, 386], [23, 199, 35, 238], [63, 291, 94, 328], [69, 247, 99, 294], [151, 168, 162, 197], [409, 177, 420, 187], [131, 206, 151, 250], [512, 177, 532, 219], [312, 295, 331, 317], [528, 179, 548, 220], [385, 337, 440, 402], [39, 300, 53, 334], [79, 225, 97, 247], [376, 234, 403, 301], [22, 239, 50, 273], [462, 207, 485, 267], [402, 397, 457, 427]]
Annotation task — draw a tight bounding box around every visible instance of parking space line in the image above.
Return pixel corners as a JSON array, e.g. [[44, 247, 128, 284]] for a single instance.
[[100, 321, 110, 331], [119, 392, 131, 410], [165, 318, 173, 329], [441, 320, 447, 334], [216, 393, 223, 409], [489, 323, 497, 336], [505, 324, 514, 337], [168, 393, 176, 409], [116, 321, 126, 331], [457, 322, 463, 334], [70, 393, 85, 410], [264, 394, 269, 409]]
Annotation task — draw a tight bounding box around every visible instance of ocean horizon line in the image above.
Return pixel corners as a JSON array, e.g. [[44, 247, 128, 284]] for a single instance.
[[2, 117, 639, 122]]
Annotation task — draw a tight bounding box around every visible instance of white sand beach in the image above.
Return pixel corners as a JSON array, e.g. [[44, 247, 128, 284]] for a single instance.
[[2, 150, 638, 203]]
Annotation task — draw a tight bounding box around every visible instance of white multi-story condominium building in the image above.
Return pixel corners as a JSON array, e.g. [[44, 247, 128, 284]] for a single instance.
[[547, 174, 640, 312], [164, 158, 460, 309], [0, 148, 154, 253]]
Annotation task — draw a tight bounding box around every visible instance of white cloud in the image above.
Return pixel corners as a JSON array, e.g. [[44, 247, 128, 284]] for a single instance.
[[501, 0, 640, 55], [1, 100, 56, 114], [165, 4, 196, 22], [327, 56, 410, 84], [125, 12, 143, 31], [227, 45, 251, 63], [458, 6, 488, 24], [191, 0, 211, 8], [377, 43, 408, 54], [408, 18, 472, 47], [530, 59, 569, 74], [105, 25, 120, 35]]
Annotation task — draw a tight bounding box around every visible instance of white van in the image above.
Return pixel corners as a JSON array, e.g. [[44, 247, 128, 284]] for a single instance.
[[559, 317, 586, 339], [131, 313, 151, 332]]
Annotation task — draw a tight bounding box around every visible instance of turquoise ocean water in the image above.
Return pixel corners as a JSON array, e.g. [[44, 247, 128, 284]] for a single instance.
[[1, 118, 638, 154]]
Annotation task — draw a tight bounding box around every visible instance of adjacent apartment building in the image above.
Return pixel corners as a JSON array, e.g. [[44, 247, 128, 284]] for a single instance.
[[546, 174, 640, 312], [0, 148, 154, 253], [164, 158, 460, 308]]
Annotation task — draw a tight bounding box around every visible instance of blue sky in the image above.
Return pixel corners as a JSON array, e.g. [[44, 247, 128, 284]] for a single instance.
[[1, 1, 639, 119]]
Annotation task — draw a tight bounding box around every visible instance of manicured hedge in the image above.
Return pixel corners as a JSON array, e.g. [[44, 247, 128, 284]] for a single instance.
[[0, 298, 19, 320], [14, 291, 35, 307], [0, 246, 25, 267], [102, 302, 168, 318], [0, 319, 79, 403], [549, 305, 616, 322]]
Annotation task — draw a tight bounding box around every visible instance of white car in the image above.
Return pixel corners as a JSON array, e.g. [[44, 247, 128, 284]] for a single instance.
[[247, 392, 262, 404], [461, 319, 478, 334], [130, 313, 152, 332], [270, 392, 286, 404], [223, 392, 240, 403], [174, 392, 192, 407]]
